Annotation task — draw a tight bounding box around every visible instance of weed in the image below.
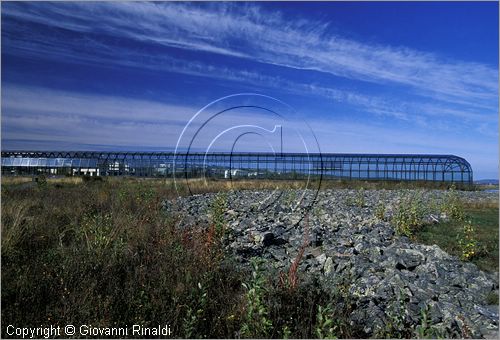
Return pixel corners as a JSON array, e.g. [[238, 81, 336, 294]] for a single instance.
[[457, 220, 479, 261], [456, 315, 472, 338], [375, 202, 386, 221], [282, 325, 292, 339], [240, 258, 273, 338], [345, 188, 366, 207], [415, 305, 445, 339], [377, 289, 411, 338], [1, 201, 33, 256], [279, 215, 310, 291], [355, 188, 366, 207], [182, 282, 208, 338], [392, 191, 427, 237], [209, 191, 228, 238], [283, 189, 298, 209], [81, 213, 112, 251], [442, 185, 466, 222], [315, 305, 337, 339]]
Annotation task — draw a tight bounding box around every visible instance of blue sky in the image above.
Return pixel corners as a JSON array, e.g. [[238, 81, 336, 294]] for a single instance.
[[1, 1, 498, 179]]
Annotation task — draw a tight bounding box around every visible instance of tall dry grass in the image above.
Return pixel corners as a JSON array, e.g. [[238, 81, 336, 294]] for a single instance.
[[1, 178, 358, 338]]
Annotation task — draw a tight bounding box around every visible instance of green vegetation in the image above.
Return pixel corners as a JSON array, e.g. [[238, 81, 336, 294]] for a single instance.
[[315, 305, 338, 339], [457, 220, 479, 261], [388, 186, 498, 272], [392, 191, 427, 238], [355, 187, 366, 207], [1, 178, 356, 338], [240, 258, 272, 338], [375, 202, 387, 221], [441, 185, 466, 221], [415, 206, 498, 272], [345, 187, 366, 207], [486, 291, 499, 305], [415, 305, 445, 339], [377, 290, 410, 338], [1, 175, 476, 192], [1, 178, 241, 338], [209, 191, 228, 238]]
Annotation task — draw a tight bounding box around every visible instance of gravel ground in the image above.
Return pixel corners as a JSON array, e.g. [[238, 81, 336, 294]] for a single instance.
[[166, 189, 499, 338]]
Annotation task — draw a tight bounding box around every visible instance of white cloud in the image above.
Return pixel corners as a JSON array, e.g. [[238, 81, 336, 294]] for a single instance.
[[2, 2, 497, 110], [2, 84, 195, 125], [1, 84, 317, 152]]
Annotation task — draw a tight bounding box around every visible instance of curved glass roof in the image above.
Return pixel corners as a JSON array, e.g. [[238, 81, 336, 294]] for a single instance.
[[1, 151, 473, 183]]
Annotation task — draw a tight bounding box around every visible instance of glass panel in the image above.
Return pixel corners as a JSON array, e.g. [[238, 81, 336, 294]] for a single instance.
[[2, 158, 13, 166]]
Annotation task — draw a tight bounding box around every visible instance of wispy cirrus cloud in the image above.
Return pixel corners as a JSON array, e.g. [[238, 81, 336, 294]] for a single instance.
[[1, 84, 196, 148], [2, 84, 195, 125], [2, 1, 497, 110], [1, 84, 309, 151], [2, 34, 495, 132]]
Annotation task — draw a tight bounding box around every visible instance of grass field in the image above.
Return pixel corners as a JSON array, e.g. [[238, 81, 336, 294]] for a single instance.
[[415, 207, 499, 272], [1, 176, 497, 338], [1, 177, 355, 338], [0, 174, 475, 191]]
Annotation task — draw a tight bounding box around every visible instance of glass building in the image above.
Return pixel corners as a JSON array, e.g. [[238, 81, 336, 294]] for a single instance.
[[1, 151, 473, 184]]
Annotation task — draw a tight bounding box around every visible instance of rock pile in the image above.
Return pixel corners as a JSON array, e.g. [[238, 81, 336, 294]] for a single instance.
[[166, 189, 499, 338]]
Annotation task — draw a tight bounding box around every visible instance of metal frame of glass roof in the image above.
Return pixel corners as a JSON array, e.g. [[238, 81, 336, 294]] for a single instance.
[[1, 151, 473, 184]]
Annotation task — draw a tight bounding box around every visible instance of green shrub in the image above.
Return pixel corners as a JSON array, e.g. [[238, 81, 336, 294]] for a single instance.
[[284, 189, 298, 208], [240, 258, 272, 338], [210, 191, 228, 238], [345, 188, 366, 208], [182, 281, 208, 338], [315, 305, 337, 339], [486, 292, 499, 305], [392, 192, 427, 237], [415, 305, 445, 339], [442, 185, 466, 221]]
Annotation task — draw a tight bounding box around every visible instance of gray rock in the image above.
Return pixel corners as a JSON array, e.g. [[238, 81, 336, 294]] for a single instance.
[[167, 188, 499, 338], [324, 257, 333, 275], [316, 253, 327, 265]]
